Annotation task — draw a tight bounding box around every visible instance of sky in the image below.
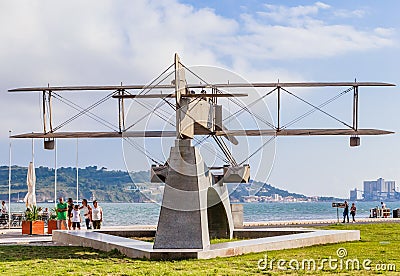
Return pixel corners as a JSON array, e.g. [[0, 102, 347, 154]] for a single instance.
[[0, 0, 399, 198]]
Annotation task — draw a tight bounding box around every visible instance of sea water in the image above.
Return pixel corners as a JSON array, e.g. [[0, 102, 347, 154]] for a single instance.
[[8, 201, 400, 226]]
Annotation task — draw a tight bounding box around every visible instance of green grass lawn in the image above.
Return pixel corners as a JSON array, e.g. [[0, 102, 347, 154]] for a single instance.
[[0, 223, 398, 275]]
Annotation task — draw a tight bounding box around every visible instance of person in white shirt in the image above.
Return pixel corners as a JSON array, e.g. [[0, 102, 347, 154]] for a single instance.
[[91, 200, 103, 229], [79, 199, 92, 230], [1, 201, 7, 215], [71, 205, 81, 230]]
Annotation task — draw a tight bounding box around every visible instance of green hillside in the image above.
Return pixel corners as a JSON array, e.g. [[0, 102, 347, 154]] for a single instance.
[[0, 166, 146, 203], [0, 165, 308, 202]]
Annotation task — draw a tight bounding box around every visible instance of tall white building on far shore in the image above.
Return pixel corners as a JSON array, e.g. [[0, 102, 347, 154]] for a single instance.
[[363, 178, 396, 201]]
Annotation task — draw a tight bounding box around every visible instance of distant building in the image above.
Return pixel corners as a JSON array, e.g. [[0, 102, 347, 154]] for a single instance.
[[349, 188, 362, 201], [363, 178, 396, 201], [272, 194, 282, 201]]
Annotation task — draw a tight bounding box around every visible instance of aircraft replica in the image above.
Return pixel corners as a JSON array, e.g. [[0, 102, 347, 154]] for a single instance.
[[9, 54, 394, 249]]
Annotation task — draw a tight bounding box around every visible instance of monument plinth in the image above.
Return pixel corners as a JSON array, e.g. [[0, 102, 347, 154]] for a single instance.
[[153, 139, 233, 249]]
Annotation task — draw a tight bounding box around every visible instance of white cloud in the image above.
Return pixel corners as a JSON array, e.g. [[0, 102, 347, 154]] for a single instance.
[[374, 27, 395, 37], [333, 9, 366, 18], [260, 2, 330, 26], [0, 1, 394, 87], [0, 1, 238, 84], [228, 3, 394, 60], [315, 2, 331, 10]]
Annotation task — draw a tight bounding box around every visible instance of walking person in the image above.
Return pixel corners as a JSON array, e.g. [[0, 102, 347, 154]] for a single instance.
[[56, 197, 68, 230], [1, 201, 8, 215], [71, 205, 81, 230], [79, 199, 92, 230], [350, 203, 357, 223], [91, 200, 103, 230], [342, 201, 349, 223]]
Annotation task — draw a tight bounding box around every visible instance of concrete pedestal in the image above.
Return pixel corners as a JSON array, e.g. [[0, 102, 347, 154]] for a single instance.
[[153, 139, 234, 249]]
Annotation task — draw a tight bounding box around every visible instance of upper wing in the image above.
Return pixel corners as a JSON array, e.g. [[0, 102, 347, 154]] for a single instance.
[[8, 82, 395, 92]]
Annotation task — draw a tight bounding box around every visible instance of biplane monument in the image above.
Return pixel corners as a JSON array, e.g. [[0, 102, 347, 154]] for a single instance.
[[9, 54, 395, 258]]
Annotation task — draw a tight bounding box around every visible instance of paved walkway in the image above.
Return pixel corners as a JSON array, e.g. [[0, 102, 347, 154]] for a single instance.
[[244, 217, 400, 227], [0, 228, 52, 245], [0, 225, 156, 245], [1, 219, 399, 245]]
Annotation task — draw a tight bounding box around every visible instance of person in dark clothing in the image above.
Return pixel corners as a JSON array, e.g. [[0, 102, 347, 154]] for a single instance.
[[67, 198, 74, 230], [342, 201, 349, 223], [350, 203, 357, 223], [0, 201, 8, 226]]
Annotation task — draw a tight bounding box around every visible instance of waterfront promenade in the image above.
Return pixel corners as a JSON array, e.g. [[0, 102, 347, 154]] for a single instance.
[[244, 217, 400, 227], [1, 218, 399, 245]]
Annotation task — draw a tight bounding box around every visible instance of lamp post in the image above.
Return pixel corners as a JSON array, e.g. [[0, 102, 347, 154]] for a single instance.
[[8, 130, 12, 229]]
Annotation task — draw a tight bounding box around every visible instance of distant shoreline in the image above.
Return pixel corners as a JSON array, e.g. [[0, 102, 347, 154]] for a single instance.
[[10, 199, 400, 204]]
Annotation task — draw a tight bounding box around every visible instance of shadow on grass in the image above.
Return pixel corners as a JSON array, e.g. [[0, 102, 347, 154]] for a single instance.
[[0, 246, 126, 262]]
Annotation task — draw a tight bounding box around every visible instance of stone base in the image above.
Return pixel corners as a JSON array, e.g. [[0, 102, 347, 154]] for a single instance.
[[154, 139, 234, 249], [53, 227, 360, 260]]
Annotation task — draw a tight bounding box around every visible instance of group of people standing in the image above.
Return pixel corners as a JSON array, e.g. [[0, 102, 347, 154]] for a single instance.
[[342, 201, 357, 223], [56, 197, 103, 230]]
